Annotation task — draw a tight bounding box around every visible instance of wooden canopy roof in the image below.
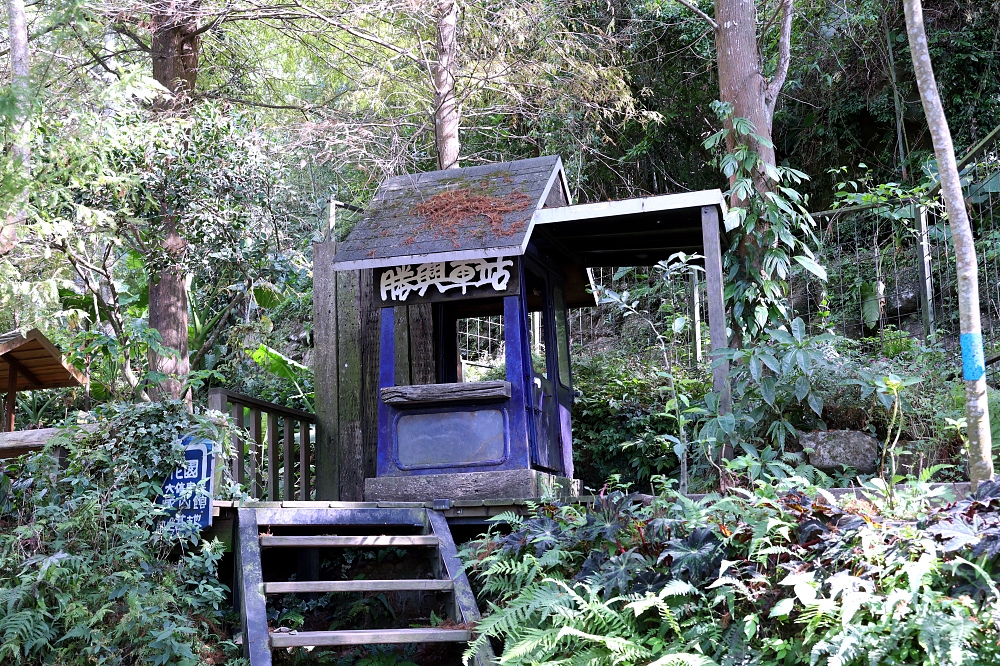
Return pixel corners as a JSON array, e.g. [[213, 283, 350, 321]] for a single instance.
[[0, 329, 88, 391], [530, 190, 731, 267], [330, 156, 570, 270]]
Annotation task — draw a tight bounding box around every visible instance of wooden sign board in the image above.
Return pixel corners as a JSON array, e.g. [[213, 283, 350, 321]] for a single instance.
[[374, 256, 520, 307]]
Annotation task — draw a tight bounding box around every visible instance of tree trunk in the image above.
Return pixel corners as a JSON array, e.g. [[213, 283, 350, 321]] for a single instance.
[[147, 3, 200, 401], [713, 0, 774, 163], [433, 0, 460, 170], [1, 0, 30, 256], [904, 0, 994, 489], [150, 6, 200, 99]]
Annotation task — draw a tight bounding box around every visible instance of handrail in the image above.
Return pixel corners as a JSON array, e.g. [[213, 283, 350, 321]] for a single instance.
[[208, 389, 314, 421], [208, 389, 315, 501]]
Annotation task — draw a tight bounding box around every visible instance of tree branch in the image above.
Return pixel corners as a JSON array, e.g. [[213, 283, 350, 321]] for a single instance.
[[188, 291, 245, 370], [675, 0, 718, 31], [765, 0, 794, 117]]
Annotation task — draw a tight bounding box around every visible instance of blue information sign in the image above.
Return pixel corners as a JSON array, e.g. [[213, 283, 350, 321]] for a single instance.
[[160, 436, 216, 533]]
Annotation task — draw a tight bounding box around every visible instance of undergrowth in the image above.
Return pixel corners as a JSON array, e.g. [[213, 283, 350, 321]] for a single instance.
[[0, 401, 238, 665], [462, 479, 1000, 665]]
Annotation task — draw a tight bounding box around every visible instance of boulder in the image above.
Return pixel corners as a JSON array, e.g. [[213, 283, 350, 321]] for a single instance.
[[800, 429, 879, 474]]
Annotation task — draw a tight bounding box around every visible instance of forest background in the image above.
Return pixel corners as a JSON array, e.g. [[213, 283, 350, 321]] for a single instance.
[[2, 0, 1000, 478]]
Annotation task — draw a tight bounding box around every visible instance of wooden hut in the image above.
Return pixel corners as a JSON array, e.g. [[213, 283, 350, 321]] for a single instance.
[[0, 328, 88, 457], [315, 156, 730, 502]]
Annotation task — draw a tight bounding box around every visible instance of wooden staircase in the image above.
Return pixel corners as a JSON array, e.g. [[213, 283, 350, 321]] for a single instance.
[[236, 504, 495, 665]]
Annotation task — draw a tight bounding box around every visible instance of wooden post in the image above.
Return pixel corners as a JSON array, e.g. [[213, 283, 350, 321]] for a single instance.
[[689, 269, 702, 367], [359, 268, 380, 492], [915, 202, 936, 340], [313, 240, 340, 500], [337, 267, 365, 502], [5, 365, 17, 433], [701, 205, 731, 413]]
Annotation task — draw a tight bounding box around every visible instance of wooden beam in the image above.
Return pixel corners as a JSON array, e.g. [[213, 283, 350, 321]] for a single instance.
[[380, 381, 511, 405], [270, 628, 471, 648], [260, 534, 438, 548], [700, 206, 731, 414], [1, 353, 41, 387], [312, 241, 340, 500], [236, 509, 272, 666], [262, 579, 454, 594]]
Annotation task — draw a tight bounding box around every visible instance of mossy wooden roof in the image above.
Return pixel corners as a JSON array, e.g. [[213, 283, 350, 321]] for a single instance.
[[0, 329, 88, 391], [330, 156, 569, 270]]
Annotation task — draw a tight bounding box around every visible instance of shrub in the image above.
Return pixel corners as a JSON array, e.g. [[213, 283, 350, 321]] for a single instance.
[[572, 352, 709, 490], [462, 478, 1000, 665], [0, 401, 235, 665]]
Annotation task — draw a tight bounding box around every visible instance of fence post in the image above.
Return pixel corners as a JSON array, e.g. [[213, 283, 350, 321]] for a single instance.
[[915, 202, 936, 340]]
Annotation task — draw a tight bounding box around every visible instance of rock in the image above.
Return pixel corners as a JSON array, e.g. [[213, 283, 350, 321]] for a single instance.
[[800, 429, 879, 474]]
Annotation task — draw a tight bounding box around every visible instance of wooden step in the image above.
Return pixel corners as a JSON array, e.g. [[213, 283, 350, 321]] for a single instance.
[[270, 627, 472, 648], [259, 535, 439, 548], [263, 579, 454, 594]]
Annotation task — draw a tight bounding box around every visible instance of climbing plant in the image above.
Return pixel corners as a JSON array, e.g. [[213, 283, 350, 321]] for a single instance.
[[705, 105, 827, 342]]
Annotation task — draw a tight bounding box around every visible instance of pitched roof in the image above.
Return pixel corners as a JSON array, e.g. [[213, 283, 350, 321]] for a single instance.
[[0, 329, 88, 391], [330, 156, 569, 270]]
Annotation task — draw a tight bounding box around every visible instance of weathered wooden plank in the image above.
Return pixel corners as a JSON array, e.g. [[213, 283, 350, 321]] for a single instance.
[[312, 241, 340, 501], [701, 205, 732, 420], [263, 579, 454, 594], [233, 403, 246, 487], [299, 421, 310, 501], [270, 628, 471, 648], [253, 507, 427, 527], [0, 424, 96, 456], [237, 509, 272, 666], [337, 267, 364, 502], [408, 304, 436, 385], [267, 412, 279, 501], [380, 381, 511, 405], [260, 535, 438, 548], [394, 306, 412, 386], [359, 268, 380, 496], [426, 509, 496, 666], [207, 389, 315, 421], [249, 408, 263, 498], [283, 417, 294, 501]]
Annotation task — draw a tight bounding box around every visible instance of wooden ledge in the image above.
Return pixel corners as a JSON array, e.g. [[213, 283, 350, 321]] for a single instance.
[[380, 381, 511, 406]]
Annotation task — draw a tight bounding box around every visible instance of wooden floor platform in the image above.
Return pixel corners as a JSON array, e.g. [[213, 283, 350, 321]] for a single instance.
[[212, 496, 596, 523]]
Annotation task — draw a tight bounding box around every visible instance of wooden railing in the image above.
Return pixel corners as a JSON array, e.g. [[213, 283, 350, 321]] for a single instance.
[[208, 389, 316, 501]]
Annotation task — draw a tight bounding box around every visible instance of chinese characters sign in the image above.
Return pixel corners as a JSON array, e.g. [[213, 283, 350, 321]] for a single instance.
[[160, 436, 216, 534], [375, 256, 519, 306]]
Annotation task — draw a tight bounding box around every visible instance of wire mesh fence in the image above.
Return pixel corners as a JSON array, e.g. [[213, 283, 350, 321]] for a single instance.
[[456, 265, 713, 372], [790, 135, 1000, 381]]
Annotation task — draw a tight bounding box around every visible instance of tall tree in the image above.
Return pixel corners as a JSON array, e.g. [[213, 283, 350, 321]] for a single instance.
[[904, 0, 994, 489], [678, 0, 792, 166], [146, 0, 202, 400], [433, 0, 460, 170], [1, 0, 30, 255]]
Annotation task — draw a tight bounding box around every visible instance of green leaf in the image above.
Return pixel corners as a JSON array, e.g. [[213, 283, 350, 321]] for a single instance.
[[761, 376, 776, 407], [807, 393, 824, 417], [249, 344, 311, 383], [793, 255, 828, 281], [769, 597, 795, 618], [794, 375, 810, 402]]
